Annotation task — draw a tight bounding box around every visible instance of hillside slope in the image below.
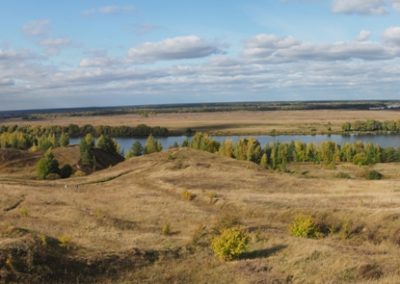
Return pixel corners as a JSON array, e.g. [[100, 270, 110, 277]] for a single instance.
[[1, 148, 400, 283], [0, 146, 124, 178]]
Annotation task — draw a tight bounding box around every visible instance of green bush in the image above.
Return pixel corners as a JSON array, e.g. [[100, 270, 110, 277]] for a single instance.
[[289, 215, 318, 239], [36, 151, 60, 179], [366, 170, 383, 180], [60, 164, 73, 179], [211, 228, 250, 261]]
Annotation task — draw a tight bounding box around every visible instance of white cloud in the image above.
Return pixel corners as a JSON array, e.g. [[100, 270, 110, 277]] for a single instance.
[[80, 56, 116, 68], [4, 27, 400, 110], [332, 0, 387, 15], [21, 19, 50, 37], [356, 30, 371, 41], [83, 5, 135, 16], [21, 20, 73, 55], [128, 36, 222, 63], [392, 0, 400, 10], [331, 0, 400, 15], [134, 24, 159, 35], [244, 33, 400, 62], [383, 26, 400, 45], [40, 38, 72, 47], [244, 34, 300, 57], [39, 38, 73, 55], [0, 48, 35, 61], [0, 78, 14, 87]]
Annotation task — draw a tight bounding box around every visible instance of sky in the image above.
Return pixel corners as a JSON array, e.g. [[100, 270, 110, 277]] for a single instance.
[[1, 0, 400, 110]]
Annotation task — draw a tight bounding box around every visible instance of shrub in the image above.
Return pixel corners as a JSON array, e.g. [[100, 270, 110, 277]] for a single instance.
[[58, 235, 72, 249], [162, 223, 171, 236], [366, 170, 383, 180], [211, 228, 250, 261], [60, 164, 73, 178], [289, 214, 318, 238], [339, 219, 354, 240], [19, 207, 29, 217], [181, 190, 196, 201], [207, 191, 218, 204], [74, 170, 86, 177], [167, 153, 176, 160]]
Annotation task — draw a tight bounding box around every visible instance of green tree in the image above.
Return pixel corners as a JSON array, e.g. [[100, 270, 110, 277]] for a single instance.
[[36, 151, 60, 179], [270, 143, 279, 169], [144, 134, 158, 154], [277, 143, 289, 171], [37, 135, 53, 151], [156, 140, 163, 152], [319, 141, 338, 165], [190, 132, 219, 153], [246, 138, 262, 163], [48, 134, 59, 148], [126, 141, 144, 158], [218, 140, 234, 158], [84, 133, 95, 148], [96, 134, 119, 156], [294, 141, 307, 162], [181, 138, 190, 147], [260, 153, 268, 169], [234, 139, 248, 161], [60, 133, 70, 147], [80, 134, 95, 168]]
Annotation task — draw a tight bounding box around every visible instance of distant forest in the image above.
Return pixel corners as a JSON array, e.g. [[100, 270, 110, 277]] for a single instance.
[[1, 100, 399, 120]]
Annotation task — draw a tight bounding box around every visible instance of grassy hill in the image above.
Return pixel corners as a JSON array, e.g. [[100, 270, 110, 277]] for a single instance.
[[0, 146, 124, 178], [1, 148, 400, 283]]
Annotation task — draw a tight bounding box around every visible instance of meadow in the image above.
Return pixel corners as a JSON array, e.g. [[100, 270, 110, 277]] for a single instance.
[[1, 109, 400, 283], [2, 109, 400, 135]]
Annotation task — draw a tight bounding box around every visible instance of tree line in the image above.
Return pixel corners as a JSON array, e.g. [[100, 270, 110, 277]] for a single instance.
[[342, 120, 400, 133], [187, 132, 400, 170], [78, 133, 163, 170], [0, 131, 70, 151], [0, 123, 169, 138]]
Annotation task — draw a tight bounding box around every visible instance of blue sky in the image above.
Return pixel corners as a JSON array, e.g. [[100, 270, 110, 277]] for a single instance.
[[1, 0, 400, 110]]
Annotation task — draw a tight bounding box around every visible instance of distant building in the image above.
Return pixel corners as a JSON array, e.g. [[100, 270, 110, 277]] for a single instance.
[[369, 107, 385, 110], [387, 104, 400, 109]]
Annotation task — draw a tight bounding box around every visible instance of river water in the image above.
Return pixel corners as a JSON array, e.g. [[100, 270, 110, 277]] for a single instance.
[[70, 134, 400, 155]]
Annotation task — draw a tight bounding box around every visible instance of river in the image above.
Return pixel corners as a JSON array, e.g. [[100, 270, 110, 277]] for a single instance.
[[70, 134, 400, 155]]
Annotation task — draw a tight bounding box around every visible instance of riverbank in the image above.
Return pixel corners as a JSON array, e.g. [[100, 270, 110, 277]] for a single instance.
[[2, 110, 400, 137]]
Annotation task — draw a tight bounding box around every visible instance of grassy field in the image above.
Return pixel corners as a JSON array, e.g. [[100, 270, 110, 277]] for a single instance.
[[1, 148, 400, 283], [2, 110, 400, 135]]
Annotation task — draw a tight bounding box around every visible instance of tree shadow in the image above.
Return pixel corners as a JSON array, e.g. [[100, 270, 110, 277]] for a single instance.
[[240, 244, 288, 260]]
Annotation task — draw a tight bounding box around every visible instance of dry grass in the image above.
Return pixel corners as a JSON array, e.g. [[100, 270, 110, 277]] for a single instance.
[[1, 148, 400, 283], [3, 110, 400, 135]]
